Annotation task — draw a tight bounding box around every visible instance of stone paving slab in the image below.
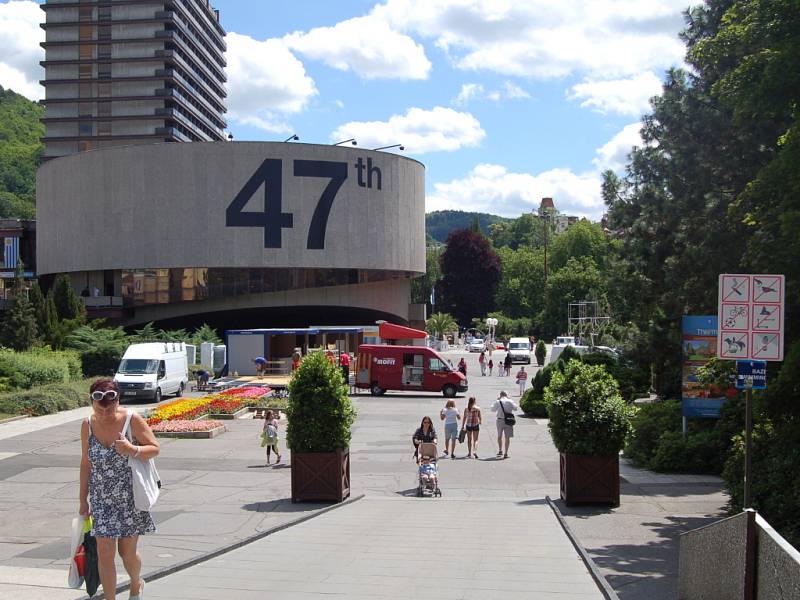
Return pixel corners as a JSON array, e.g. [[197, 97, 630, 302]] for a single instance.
[[144, 497, 603, 600]]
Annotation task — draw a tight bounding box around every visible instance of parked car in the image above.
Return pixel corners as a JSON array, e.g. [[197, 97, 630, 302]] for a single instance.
[[507, 337, 532, 364], [114, 342, 188, 403], [468, 338, 486, 352], [494, 341, 505, 350]]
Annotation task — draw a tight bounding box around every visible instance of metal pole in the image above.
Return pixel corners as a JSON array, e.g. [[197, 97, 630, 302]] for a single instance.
[[744, 381, 753, 509], [682, 416, 687, 438]]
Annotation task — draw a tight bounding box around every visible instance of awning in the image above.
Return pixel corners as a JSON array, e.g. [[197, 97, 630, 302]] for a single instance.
[[379, 322, 427, 340]]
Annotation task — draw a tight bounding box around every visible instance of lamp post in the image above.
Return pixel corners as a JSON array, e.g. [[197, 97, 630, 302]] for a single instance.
[[283, 134, 299, 142], [373, 144, 404, 151], [485, 317, 498, 344]]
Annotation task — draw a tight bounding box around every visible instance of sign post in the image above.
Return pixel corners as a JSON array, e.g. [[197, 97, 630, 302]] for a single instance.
[[718, 274, 784, 510]]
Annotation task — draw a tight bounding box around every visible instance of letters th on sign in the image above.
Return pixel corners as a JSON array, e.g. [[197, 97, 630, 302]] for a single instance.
[[227, 157, 381, 249]]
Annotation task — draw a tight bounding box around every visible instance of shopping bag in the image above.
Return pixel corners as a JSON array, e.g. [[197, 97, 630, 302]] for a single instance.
[[458, 429, 467, 444], [123, 410, 161, 511], [260, 431, 269, 447], [67, 515, 88, 588], [83, 529, 100, 596]]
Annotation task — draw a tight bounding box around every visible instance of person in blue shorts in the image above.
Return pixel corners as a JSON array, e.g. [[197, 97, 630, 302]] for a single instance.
[[253, 356, 267, 378]]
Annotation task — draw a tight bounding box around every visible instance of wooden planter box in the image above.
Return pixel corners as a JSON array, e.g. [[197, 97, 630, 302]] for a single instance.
[[560, 452, 620, 507], [291, 447, 350, 503]]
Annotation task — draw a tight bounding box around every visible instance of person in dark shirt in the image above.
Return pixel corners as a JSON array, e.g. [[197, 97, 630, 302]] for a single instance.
[[412, 416, 438, 462]]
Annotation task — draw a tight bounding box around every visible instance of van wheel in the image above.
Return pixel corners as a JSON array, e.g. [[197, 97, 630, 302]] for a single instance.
[[370, 383, 384, 396], [176, 382, 184, 397], [442, 385, 456, 398], [154, 388, 162, 403]]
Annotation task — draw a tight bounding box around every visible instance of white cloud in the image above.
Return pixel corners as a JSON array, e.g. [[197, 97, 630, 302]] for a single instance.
[[375, 0, 688, 80], [225, 33, 317, 132], [0, 0, 44, 100], [593, 122, 643, 172], [568, 71, 663, 116], [452, 81, 529, 105], [284, 15, 430, 80], [453, 83, 484, 105], [428, 122, 645, 219], [427, 163, 604, 219], [331, 106, 485, 153]]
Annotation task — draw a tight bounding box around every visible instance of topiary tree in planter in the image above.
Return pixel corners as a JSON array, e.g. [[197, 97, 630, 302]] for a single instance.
[[286, 351, 357, 502], [535, 339, 547, 366], [546, 359, 635, 506]]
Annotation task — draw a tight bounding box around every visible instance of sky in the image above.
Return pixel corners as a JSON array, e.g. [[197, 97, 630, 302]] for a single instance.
[[0, 0, 698, 220]]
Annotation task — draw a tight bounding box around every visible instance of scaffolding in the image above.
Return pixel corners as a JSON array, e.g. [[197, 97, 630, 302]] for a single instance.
[[567, 301, 610, 345]]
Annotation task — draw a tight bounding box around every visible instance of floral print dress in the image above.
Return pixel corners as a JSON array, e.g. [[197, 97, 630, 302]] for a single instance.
[[87, 415, 155, 538]]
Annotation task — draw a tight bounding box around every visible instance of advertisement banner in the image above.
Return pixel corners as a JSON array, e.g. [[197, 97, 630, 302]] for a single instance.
[[682, 316, 727, 418]]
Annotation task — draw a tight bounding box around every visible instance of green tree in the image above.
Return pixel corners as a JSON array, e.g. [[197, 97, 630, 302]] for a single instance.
[[190, 324, 222, 346], [52, 274, 86, 323], [0, 86, 44, 218], [548, 220, 609, 272], [538, 257, 604, 338], [425, 312, 457, 340], [0, 262, 38, 350], [65, 323, 129, 376], [495, 246, 545, 319], [411, 245, 442, 305], [437, 229, 501, 326]]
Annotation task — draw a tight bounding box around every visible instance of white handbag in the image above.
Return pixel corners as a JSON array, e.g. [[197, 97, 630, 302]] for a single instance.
[[122, 410, 161, 511], [67, 514, 87, 588]]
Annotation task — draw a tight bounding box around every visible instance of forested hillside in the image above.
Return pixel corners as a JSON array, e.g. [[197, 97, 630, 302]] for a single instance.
[[425, 210, 512, 243], [0, 86, 43, 219]]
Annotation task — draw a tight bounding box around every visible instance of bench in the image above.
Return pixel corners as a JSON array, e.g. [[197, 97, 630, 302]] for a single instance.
[[253, 407, 282, 419]]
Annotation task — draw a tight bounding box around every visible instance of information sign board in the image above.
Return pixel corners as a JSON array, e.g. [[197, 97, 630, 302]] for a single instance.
[[682, 316, 726, 418], [735, 361, 767, 390], [717, 274, 784, 361]]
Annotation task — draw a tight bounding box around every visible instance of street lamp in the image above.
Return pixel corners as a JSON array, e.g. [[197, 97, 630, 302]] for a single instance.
[[333, 138, 357, 146], [373, 144, 404, 151], [485, 317, 498, 344], [227, 132, 234, 141], [283, 134, 299, 142]]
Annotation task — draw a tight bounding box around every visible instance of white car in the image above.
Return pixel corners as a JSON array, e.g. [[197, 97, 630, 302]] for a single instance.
[[468, 339, 486, 352]]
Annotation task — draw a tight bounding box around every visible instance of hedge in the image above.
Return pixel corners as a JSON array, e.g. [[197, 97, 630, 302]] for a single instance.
[[0, 378, 99, 417], [0, 348, 83, 391]]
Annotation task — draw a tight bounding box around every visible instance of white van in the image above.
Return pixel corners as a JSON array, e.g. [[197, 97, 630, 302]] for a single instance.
[[507, 337, 532, 364], [114, 342, 189, 403]]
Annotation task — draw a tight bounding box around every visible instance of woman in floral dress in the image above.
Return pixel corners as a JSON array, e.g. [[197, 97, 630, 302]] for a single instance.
[[79, 379, 159, 600]]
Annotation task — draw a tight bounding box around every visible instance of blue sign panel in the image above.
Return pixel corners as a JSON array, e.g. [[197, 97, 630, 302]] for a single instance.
[[736, 360, 767, 390], [682, 316, 726, 418]]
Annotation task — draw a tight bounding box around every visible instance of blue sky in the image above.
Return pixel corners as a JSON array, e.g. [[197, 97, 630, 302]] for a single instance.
[[0, 0, 696, 219]]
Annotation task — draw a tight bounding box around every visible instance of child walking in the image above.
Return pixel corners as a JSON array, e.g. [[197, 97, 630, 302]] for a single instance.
[[261, 409, 282, 465]]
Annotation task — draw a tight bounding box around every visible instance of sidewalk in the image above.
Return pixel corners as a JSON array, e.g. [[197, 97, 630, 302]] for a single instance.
[[0, 350, 727, 599]]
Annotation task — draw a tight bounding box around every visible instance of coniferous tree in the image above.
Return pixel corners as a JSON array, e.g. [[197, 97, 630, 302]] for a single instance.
[[52, 274, 85, 322], [0, 262, 38, 350]]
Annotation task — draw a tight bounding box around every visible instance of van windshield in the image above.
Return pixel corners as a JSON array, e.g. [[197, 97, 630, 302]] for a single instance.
[[118, 359, 159, 374], [509, 342, 528, 350]]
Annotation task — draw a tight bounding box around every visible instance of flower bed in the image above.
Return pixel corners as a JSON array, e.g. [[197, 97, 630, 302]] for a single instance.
[[146, 387, 271, 425], [151, 419, 226, 439]]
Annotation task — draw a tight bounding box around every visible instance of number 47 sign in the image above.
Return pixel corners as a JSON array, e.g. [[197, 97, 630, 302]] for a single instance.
[[718, 274, 785, 361]]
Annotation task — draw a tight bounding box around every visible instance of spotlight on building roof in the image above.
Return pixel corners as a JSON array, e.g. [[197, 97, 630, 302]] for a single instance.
[[333, 138, 357, 146], [373, 144, 404, 151], [284, 134, 299, 142], [227, 133, 234, 141]]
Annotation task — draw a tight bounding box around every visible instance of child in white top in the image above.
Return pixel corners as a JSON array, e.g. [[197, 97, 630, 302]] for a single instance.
[[261, 409, 281, 465]]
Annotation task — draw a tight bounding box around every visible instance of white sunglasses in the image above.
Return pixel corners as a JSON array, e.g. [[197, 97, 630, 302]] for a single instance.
[[91, 390, 119, 402]]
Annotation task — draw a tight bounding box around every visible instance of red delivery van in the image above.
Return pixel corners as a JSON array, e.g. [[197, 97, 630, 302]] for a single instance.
[[356, 344, 468, 397]]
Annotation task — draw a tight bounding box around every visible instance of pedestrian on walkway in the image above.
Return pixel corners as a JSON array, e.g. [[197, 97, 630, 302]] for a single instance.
[[491, 391, 518, 459], [462, 396, 482, 458], [478, 351, 486, 376], [504, 353, 512, 377], [253, 355, 267, 378], [80, 379, 158, 600], [339, 351, 350, 385], [261, 410, 281, 464], [515, 366, 528, 396], [488, 359, 494, 376], [412, 416, 438, 462], [457, 357, 467, 377], [439, 399, 461, 458]]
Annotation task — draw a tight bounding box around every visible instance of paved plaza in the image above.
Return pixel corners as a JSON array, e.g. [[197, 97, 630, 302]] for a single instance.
[[0, 349, 727, 599]]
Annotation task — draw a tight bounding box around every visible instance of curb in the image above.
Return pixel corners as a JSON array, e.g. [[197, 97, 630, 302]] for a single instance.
[[79, 493, 365, 600], [0, 414, 28, 425], [545, 495, 620, 600]]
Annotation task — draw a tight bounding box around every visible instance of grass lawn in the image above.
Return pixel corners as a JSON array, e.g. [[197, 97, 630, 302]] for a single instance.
[[0, 412, 21, 421]]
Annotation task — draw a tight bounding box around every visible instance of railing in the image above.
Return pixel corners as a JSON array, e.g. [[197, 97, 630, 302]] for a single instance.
[[678, 509, 800, 598], [81, 296, 123, 308]]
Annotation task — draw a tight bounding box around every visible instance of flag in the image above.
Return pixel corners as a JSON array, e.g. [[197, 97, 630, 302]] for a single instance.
[[4, 238, 19, 269]]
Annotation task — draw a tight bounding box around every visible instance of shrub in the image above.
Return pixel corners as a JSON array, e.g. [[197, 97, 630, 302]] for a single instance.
[[519, 387, 548, 417], [534, 340, 546, 366], [0, 379, 98, 416], [546, 360, 634, 456], [624, 399, 682, 467], [650, 430, 725, 474], [286, 351, 356, 453], [580, 351, 650, 402], [0, 348, 82, 390]]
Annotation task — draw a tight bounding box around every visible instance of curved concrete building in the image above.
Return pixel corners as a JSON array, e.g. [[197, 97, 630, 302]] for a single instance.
[[37, 141, 425, 328]]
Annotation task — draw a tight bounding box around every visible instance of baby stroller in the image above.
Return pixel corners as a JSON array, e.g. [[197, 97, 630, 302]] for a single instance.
[[416, 442, 442, 498]]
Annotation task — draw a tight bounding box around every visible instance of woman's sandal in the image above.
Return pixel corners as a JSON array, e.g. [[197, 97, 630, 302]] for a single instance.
[[130, 578, 145, 600]]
